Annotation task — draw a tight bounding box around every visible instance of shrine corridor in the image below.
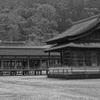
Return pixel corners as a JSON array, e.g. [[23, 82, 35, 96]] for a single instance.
[[0, 76, 99, 100]]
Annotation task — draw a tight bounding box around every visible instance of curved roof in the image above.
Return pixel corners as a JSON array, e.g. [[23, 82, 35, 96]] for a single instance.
[[47, 14, 100, 44], [45, 43, 100, 52], [0, 41, 50, 56]]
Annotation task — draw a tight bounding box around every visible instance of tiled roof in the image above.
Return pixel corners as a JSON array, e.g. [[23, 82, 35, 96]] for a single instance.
[[0, 46, 47, 56], [0, 46, 49, 49], [0, 41, 50, 49], [0, 48, 46, 56], [47, 14, 100, 44], [0, 41, 49, 55], [0, 44, 58, 56], [45, 43, 100, 52]]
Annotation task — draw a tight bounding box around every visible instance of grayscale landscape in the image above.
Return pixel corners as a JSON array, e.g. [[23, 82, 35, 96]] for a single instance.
[[0, 76, 99, 100], [0, 0, 99, 45], [0, 0, 99, 100]]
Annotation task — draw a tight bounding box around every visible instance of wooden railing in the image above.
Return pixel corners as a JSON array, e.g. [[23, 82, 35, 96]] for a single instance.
[[48, 67, 100, 75], [0, 68, 48, 76]]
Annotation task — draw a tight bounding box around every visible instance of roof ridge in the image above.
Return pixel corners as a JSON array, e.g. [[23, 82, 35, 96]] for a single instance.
[[73, 14, 100, 25]]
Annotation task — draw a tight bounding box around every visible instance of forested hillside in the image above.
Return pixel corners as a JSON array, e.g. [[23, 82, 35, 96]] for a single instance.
[[0, 0, 99, 45]]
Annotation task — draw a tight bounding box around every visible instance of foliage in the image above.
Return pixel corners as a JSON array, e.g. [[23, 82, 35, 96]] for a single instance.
[[0, 0, 99, 45]]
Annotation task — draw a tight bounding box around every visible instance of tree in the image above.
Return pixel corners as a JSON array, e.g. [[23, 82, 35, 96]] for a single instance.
[[16, 4, 59, 45], [37, 4, 57, 21], [0, 14, 21, 41]]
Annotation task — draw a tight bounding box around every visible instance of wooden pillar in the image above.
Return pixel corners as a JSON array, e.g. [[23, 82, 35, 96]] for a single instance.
[[75, 51, 79, 67], [60, 50, 63, 66], [53, 59, 55, 67], [13, 56, 16, 70], [73, 52, 76, 67], [46, 52, 51, 75], [48, 52, 51, 67], [40, 59, 42, 69], [39, 59, 42, 75], [91, 51, 97, 67], [15, 59, 17, 70], [13, 58, 17, 76], [10, 60, 12, 70], [1, 60, 3, 70], [28, 58, 30, 69], [46, 59, 49, 75], [46, 59, 48, 69], [83, 52, 86, 69]]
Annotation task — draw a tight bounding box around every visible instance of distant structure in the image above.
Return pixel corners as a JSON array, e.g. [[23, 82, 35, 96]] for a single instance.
[[0, 41, 60, 76], [45, 14, 100, 79]]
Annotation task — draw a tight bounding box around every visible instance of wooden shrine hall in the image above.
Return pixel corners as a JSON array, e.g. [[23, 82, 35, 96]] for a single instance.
[[45, 14, 100, 79], [0, 41, 60, 76]]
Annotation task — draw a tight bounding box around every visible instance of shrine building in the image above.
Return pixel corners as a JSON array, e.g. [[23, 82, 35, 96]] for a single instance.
[[0, 41, 60, 76], [45, 14, 100, 79]]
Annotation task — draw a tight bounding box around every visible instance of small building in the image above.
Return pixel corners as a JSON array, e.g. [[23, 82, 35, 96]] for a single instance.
[[45, 14, 100, 79], [0, 41, 60, 76]]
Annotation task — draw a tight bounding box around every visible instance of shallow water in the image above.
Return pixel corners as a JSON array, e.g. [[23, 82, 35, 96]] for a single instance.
[[0, 76, 99, 100]]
